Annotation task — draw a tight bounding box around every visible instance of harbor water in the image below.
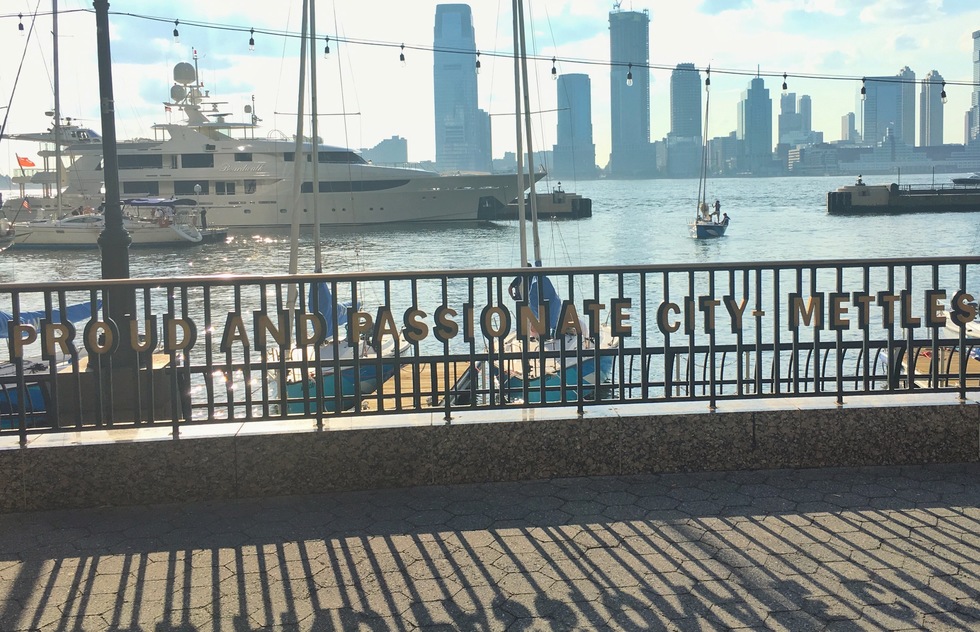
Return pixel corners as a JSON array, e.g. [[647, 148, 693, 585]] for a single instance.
[[2, 172, 979, 284]]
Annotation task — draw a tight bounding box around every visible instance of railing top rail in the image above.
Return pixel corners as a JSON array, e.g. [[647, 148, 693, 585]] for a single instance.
[[3, 255, 980, 292]]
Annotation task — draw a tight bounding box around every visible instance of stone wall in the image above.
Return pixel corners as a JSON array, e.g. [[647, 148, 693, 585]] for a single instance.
[[1, 395, 978, 513]]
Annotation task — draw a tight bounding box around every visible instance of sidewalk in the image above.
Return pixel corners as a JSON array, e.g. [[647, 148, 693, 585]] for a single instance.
[[0, 463, 978, 631]]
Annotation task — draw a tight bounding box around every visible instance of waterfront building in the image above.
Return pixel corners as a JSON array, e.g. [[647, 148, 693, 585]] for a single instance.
[[666, 63, 701, 178], [737, 75, 773, 174], [919, 70, 945, 147], [970, 30, 980, 145], [862, 67, 916, 146], [778, 92, 802, 145], [360, 136, 408, 165], [842, 112, 859, 143], [799, 95, 812, 135], [608, 7, 654, 177], [552, 74, 597, 180], [433, 4, 490, 173]]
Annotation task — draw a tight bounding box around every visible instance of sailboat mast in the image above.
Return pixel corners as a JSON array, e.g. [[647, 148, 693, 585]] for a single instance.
[[516, 0, 542, 267], [309, 0, 322, 273], [511, 0, 528, 268], [697, 68, 710, 210], [53, 0, 63, 215], [286, 0, 310, 312]]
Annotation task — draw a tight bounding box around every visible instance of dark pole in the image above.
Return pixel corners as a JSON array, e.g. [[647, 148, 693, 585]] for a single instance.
[[94, 0, 136, 365]]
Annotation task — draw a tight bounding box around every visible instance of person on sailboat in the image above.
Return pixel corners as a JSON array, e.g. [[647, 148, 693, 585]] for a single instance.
[[711, 200, 721, 222], [722, 212, 730, 225]]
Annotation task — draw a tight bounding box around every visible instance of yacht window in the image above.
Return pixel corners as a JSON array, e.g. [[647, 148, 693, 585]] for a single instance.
[[215, 182, 236, 195], [317, 151, 367, 164], [181, 154, 215, 168], [284, 152, 294, 162], [234, 153, 252, 162], [118, 154, 163, 170], [170, 155, 178, 169], [122, 182, 159, 195], [245, 180, 257, 193]]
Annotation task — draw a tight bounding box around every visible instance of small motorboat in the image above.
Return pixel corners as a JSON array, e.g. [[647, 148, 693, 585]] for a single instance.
[[951, 172, 980, 186]]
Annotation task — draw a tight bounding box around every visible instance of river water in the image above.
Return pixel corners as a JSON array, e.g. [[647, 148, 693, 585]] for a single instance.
[[2, 172, 979, 285]]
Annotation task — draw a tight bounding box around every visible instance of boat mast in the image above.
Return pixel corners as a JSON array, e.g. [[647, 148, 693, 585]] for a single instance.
[[511, 0, 528, 268], [53, 0, 63, 215], [286, 0, 309, 311], [697, 68, 710, 214], [515, 0, 542, 266], [309, 0, 322, 273]]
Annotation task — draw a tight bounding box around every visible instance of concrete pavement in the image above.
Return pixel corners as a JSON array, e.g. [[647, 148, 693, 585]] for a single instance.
[[0, 463, 978, 631]]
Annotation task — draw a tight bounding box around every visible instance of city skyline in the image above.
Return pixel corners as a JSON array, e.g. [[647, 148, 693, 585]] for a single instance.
[[2, 1, 980, 176]]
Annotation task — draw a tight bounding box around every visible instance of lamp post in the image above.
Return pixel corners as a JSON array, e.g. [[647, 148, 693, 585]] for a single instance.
[[94, 0, 135, 365]]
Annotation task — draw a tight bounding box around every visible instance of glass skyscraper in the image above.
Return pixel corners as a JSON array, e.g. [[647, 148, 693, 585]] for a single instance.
[[970, 30, 979, 144], [552, 73, 597, 180], [669, 63, 701, 139], [433, 4, 490, 172], [608, 8, 653, 177], [862, 67, 915, 146], [737, 76, 773, 174], [919, 70, 944, 147]]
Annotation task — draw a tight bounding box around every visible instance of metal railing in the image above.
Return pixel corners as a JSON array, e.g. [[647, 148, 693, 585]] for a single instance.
[[3, 256, 980, 443]]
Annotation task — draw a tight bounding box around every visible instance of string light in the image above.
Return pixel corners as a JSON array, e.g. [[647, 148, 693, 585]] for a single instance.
[[551, 56, 557, 80], [172, 19, 179, 43], [18, 13, 24, 34], [323, 36, 330, 58], [860, 77, 866, 101], [626, 62, 633, 87], [941, 80, 947, 104], [248, 28, 255, 51], [705, 66, 711, 92], [782, 72, 788, 93], [399, 43, 406, 66], [475, 51, 481, 74]]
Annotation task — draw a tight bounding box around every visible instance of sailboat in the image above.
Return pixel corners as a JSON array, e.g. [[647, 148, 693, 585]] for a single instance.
[[270, 0, 410, 414], [690, 68, 730, 239], [491, 0, 618, 404]]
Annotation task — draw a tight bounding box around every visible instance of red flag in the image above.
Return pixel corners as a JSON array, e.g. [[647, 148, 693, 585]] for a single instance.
[[17, 156, 36, 168]]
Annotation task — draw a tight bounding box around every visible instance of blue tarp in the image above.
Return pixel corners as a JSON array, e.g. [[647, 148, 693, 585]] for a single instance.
[[527, 274, 562, 335], [308, 282, 351, 337], [0, 300, 99, 339]]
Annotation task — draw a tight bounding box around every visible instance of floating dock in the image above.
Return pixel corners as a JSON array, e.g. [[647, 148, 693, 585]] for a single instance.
[[827, 181, 980, 215], [490, 187, 592, 220]]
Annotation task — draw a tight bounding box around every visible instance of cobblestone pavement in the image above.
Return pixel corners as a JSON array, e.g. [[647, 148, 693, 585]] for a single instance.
[[0, 463, 978, 631]]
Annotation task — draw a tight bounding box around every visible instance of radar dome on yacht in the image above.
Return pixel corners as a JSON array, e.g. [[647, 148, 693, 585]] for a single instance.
[[173, 62, 196, 85], [170, 85, 187, 102]]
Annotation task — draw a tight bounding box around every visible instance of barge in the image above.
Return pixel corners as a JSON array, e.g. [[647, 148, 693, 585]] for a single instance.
[[827, 177, 980, 215]]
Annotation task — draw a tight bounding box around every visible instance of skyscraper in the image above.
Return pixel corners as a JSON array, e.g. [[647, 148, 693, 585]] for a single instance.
[[737, 76, 772, 174], [433, 4, 490, 172], [970, 30, 980, 144], [552, 74, 597, 180], [666, 63, 702, 178], [841, 112, 858, 143], [919, 70, 945, 147], [862, 67, 915, 146], [669, 63, 701, 139], [798, 95, 812, 134], [608, 8, 653, 177], [778, 92, 801, 144]]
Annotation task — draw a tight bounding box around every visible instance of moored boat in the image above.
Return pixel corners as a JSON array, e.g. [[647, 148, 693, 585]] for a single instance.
[[12, 198, 205, 248], [952, 172, 980, 186], [828, 176, 980, 215]]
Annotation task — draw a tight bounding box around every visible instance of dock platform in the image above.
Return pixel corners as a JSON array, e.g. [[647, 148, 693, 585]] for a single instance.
[[360, 360, 478, 412]]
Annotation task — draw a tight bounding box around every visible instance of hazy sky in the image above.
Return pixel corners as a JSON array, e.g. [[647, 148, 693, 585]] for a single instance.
[[2, 0, 979, 177]]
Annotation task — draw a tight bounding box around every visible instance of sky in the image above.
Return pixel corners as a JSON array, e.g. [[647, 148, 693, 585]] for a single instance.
[[2, 0, 980, 177]]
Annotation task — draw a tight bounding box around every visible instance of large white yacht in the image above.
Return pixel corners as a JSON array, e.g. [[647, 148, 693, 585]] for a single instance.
[[5, 56, 539, 227]]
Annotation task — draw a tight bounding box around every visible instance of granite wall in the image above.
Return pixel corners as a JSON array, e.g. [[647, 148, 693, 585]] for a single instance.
[[1, 397, 978, 513]]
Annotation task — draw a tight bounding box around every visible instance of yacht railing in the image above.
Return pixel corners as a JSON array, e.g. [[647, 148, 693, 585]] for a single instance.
[[3, 256, 980, 444]]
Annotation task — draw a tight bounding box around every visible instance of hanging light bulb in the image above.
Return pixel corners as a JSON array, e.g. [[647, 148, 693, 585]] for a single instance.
[[18, 13, 24, 34], [551, 57, 557, 80], [860, 77, 866, 101], [172, 19, 179, 43], [941, 80, 947, 104], [626, 63, 633, 87], [323, 36, 330, 59], [475, 51, 481, 74], [248, 28, 255, 51], [705, 67, 711, 92], [399, 43, 406, 66], [782, 72, 788, 93]]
